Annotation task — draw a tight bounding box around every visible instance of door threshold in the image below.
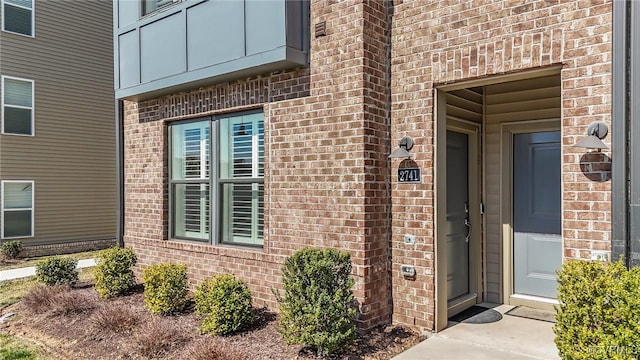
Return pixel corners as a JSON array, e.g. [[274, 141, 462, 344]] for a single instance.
[[509, 293, 558, 311], [448, 293, 477, 317]]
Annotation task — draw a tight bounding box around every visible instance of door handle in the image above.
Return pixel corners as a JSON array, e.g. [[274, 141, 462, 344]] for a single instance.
[[464, 218, 471, 243]]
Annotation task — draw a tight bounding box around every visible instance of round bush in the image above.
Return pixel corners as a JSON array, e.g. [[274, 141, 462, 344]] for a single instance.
[[194, 274, 253, 335], [142, 263, 188, 315], [94, 246, 137, 299], [554, 260, 640, 359], [276, 248, 357, 356], [1, 240, 23, 259], [35, 256, 78, 286]]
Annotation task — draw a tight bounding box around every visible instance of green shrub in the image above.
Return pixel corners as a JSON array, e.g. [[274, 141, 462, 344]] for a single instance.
[[554, 260, 640, 360], [35, 256, 78, 286], [276, 248, 357, 356], [142, 263, 188, 315], [94, 246, 137, 299], [194, 274, 253, 335], [1, 240, 23, 259]]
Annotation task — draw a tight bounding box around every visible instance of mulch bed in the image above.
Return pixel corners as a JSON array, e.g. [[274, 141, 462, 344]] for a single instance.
[[1, 281, 425, 359]]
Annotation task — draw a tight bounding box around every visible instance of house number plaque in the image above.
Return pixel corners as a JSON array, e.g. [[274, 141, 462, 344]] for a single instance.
[[398, 168, 421, 183]]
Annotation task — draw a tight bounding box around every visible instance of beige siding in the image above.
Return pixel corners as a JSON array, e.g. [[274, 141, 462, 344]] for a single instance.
[[446, 88, 483, 124], [0, 2, 116, 245], [483, 75, 561, 303]]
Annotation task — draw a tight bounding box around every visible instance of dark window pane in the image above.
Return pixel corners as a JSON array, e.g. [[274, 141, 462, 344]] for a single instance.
[[4, 210, 32, 237], [4, 4, 32, 36], [4, 107, 32, 135]]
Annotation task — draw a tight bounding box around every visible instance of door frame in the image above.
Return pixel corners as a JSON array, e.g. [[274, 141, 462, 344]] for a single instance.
[[435, 88, 483, 331], [500, 119, 561, 310]]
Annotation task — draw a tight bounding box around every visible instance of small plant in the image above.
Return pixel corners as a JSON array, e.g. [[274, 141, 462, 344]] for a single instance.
[[35, 256, 78, 286], [92, 306, 141, 333], [184, 338, 246, 360], [48, 290, 96, 316], [22, 285, 67, 314], [142, 263, 188, 315], [1, 240, 23, 259], [276, 248, 357, 357], [554, 260, 640, 360], [194, 274, 253, 335], [134, 317, 186, 358], [94, 246, 137, 299], [22, 285, 95, 316]]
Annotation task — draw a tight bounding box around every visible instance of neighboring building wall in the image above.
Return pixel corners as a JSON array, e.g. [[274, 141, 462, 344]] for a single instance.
[[389, 0, 612, 329], [0, 1, 116, 249]]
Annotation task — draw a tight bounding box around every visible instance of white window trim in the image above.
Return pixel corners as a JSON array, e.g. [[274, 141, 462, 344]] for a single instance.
[[1, 75, 35, 136], [1, 0, 35, 38], [1, 180, 34, 239]]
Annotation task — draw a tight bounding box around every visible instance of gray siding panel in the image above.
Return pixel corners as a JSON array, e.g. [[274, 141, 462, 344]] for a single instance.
[[0, 1, 116, 246], [187, 0, 245, 70], [245, 0, 286, 55], [118, 1, 139, 28], [114, 0, 308, 100], [119, 30, 140, 88], [140, 13, 186, 83]]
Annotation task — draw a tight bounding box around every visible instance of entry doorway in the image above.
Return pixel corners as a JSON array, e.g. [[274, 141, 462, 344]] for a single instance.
[[445, 120, 482, 318], [435, 69, 563, 331], [502, 121, 562, 308]]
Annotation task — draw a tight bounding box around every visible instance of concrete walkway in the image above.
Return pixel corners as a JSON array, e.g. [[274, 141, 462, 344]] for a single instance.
[[0, 258, 97, 281], [393, 304, 559, 360]]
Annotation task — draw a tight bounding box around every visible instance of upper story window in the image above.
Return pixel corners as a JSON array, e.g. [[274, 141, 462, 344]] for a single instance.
[[2, 0, 33, 37], [141, 0, 179, 16], [1, 180, 34, 239], [169, 110, 264, 247], [1, 76, 34, 136]]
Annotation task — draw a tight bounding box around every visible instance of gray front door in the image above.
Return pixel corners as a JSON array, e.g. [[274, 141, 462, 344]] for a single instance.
[[513, 131, 562, 299], [447, 130, 469, 301]]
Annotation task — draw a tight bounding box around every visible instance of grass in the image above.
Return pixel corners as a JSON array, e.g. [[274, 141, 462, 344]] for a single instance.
[[0, 333, 40, 360], [0, 249, 102, 271], [0, 277, 39, 309]]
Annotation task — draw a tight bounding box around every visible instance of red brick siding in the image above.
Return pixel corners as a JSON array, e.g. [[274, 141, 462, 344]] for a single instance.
[[389, 0, 612, 330], [124, 68, 310, 311]]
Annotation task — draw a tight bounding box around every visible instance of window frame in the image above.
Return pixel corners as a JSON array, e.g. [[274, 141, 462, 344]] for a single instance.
[[140, 0, 181, 17], [1, 75, 35, 136], [168, 109, 264, 247], [1, 0, 34, 38], [1, 180, 34, 239]]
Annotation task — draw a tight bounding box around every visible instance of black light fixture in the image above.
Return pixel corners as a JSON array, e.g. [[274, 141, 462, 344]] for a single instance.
[[573, 121, 609, 151], [389, 136, 414, 158]]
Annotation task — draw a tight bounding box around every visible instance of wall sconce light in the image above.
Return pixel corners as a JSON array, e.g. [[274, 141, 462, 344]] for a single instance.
[[389, 136, 414, 158], [573, 121, 609, 151]]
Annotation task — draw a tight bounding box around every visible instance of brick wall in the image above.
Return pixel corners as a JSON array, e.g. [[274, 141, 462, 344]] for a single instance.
[[123, 0, 614, 334], [389, 0, 612, 330], [124, 0, 394, 331], [124, 68, 310, 309], [266, 0, 392, 330]]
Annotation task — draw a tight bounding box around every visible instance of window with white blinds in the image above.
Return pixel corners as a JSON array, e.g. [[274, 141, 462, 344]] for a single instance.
[[2, 0, 33, 36], [171, 121, 209, 240], [219, 113, 264, 246], [169, 111, 264, 246], [1, 180, 34, 239], [1, 76, 34, 136]]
